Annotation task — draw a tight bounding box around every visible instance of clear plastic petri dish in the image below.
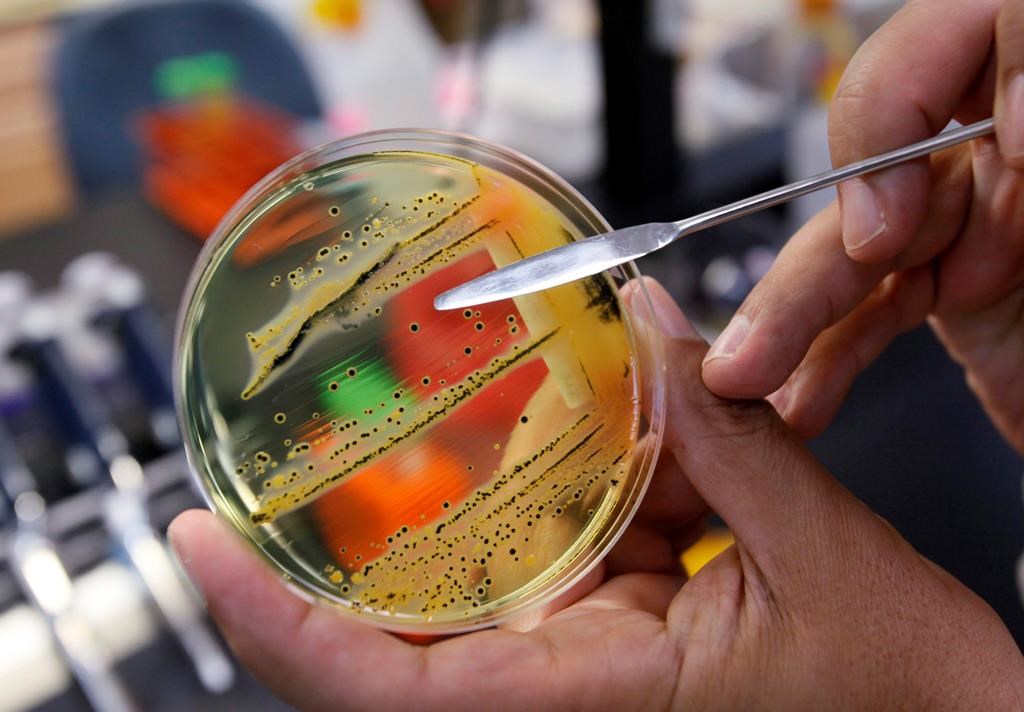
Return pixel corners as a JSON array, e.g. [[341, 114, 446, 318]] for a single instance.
[[175, 129, 666, 634]]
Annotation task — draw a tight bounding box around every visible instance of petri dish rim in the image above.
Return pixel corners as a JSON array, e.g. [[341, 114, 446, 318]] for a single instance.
[[174, 128, 668, 634]]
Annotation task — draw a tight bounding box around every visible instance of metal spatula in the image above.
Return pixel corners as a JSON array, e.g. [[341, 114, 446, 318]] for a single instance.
[[435, 118, 995, 311]]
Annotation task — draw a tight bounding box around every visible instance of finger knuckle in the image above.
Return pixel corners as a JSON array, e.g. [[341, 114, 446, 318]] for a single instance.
[[828, 73, 877, 144], [695, 395, 780, 444]]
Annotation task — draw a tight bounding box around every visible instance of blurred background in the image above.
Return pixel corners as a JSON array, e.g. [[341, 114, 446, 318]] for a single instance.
[[0, 0, 1020, 709]]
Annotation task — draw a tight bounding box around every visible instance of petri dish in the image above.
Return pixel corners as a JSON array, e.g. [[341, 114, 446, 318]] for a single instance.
[[175, 129, 666, 633]]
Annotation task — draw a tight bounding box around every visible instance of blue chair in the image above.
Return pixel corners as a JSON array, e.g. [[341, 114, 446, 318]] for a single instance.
[[53, 0, 322, 195]]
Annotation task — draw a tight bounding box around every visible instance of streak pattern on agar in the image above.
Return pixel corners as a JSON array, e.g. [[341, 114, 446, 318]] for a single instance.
[[182, 150, 643, 626]]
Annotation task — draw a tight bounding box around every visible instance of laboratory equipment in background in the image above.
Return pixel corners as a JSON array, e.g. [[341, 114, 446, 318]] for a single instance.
[[596, 0, 680, 223], [0, 258, 260, 712], [475, 0, 604, 182], [251, 0, 444, 134], [61, 256, 180, 452], [687, 0, 897, 232], [0, 273, 137, 712], [13, 261, 233, 695], [0, 419, 138, 712]]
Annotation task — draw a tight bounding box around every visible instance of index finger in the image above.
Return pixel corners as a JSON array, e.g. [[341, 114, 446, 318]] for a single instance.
[[702, 148, 974, 399], [829, 0, 999, 262]]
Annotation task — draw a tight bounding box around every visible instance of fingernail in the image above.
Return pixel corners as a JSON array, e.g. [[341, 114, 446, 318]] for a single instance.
[[167, 526, 206, 606], [641, 278, 700, 340], [767, 385, 791, 420], [839, 178, 888, 252], [704, 315, 749, 364], [1001, 72, 1024, 159]]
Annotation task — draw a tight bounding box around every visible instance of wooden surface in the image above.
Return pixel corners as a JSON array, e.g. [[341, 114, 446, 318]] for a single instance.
[[0, 22, 75, 238]]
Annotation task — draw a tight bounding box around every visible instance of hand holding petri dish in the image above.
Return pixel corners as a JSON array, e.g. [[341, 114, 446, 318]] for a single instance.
[[176, 130, 665, 633]]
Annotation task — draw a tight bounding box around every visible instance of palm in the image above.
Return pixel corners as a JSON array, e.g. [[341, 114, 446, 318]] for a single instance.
[[173, 503, 1024, 711], [174, 509, 691, 710], [170, 444, 709, 711], [407, 580, 680, 710]]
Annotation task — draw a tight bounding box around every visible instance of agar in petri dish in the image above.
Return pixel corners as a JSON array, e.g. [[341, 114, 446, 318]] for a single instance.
[[176, 131, 664, 633]]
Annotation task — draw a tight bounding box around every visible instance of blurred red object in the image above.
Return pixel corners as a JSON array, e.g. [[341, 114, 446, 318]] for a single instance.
[[137, 97, 301, 240]]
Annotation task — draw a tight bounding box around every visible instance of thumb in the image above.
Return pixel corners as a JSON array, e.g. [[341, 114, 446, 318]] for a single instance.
[[996, 0, 1024, 168], [627, 278, 869, 579]]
